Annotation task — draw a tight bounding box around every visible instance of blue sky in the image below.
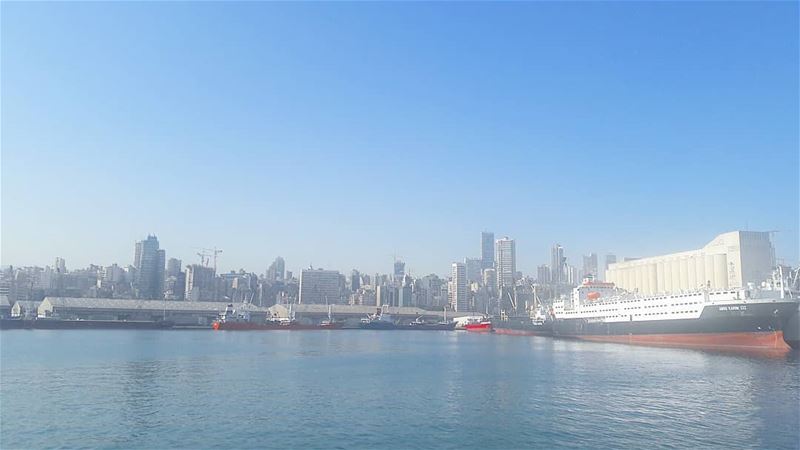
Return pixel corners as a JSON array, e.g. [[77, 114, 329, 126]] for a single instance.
[[2, 2, 798, 276]]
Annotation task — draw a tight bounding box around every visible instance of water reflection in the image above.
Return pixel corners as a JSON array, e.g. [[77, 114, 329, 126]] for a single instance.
[[1, 330, 797, 449]]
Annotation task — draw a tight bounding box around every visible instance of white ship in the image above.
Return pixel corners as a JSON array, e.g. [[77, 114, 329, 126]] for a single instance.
[[551, 270, 798, 351]]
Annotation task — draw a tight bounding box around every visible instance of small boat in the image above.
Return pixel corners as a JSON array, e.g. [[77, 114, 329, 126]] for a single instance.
[[212, 304, 341, 330], [319, 304, 344, 329], [403, 316, 456, 331]]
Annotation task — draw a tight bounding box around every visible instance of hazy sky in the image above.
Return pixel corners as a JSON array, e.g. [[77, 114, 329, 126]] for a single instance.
[[2, 2, 798, 277]]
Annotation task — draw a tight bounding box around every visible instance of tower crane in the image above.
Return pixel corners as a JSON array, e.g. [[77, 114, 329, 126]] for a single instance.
[[195, 247, 223, 273]]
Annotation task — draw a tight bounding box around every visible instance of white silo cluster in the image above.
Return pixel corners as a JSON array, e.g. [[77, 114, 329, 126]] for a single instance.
[[605, 231, 775, 295]]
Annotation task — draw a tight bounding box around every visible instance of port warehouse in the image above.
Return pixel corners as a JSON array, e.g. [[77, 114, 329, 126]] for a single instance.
[[26, 298, 473, 326], [35, 298, 269, 326]]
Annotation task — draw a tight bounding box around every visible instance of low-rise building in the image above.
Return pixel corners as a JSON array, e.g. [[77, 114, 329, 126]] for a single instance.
[[0, 295, 10, 318], [11, 300, 41, 318], [37, 297, 269, 326]]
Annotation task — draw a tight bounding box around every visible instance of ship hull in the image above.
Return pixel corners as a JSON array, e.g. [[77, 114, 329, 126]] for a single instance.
[[552, 301, 797, 351], [493, 325, 552, 336], [576, 331, 788, 351], [358, 322, 398, 330], [213, 322, 343, 331], [465, 322, 493, 333], [492, 317, 553, 336], [782, 304, 800, 349], [402, 323, 457, 331]]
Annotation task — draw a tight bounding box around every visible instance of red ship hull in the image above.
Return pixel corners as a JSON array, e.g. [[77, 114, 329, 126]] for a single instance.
[[494, 328, 549, 336], [212, 321, 344, 331], [575, 331, 790, 352], [465, 322, 493, 333]]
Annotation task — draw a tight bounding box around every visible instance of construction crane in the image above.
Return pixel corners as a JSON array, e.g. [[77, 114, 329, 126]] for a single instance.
[[195, 247, 223, 273]]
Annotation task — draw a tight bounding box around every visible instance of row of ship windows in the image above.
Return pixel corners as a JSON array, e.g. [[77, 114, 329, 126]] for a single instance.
[[621, 301, 700, 311], [646, 301, 699, 308], [594, 291, 736, 307], [565, 300, 702, 313], [641, 311, 697, 316], [563, 310, 699, 317]]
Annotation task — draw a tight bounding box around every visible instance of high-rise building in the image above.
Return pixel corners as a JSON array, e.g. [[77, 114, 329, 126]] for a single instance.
[[54, 257, 67, 274], [416, 274, 443, 308], [464, 258, 482, 284], [166, 258, 182, 278], [299, 269, 342, 304], [564, 264, 579, 285], [393, 260, 405, 283], [450, 262, 468, 312], [603, 254, 617, 280], [164, 271, 186, 300], [537, 265, 551, 284], [185, 264, 216, 301], [483, 268, 497, 297], [399, 284, 413, 307], [481, 232, 495, 269], [376, 284, 397, 307], [266, 257, 285, 282], [582, 253, 598, 278], [133, 235, 166, 299], [495, 237, 516, 302], [550, 244, 565, 284], [350, 269, 361, 291], [102, 264, 125, 284]]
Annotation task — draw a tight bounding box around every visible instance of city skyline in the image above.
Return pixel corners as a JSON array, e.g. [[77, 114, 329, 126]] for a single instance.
[[1, 228, 789, 283], [2, 2, 798, 275]]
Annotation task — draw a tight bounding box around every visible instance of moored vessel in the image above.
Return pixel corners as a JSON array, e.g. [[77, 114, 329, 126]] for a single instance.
[[492, 315, 552, 336], [464, 319, 493, 333], [212, 304, 342, 330], [359, 308, 399, 330], [402, 316, 456, 331], [551, 272, 799, 352], [492, 285, 553, 336]]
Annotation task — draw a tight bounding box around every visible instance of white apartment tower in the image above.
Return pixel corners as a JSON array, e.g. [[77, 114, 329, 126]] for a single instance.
[[451, 262, 468, 312], [495, 237, 516, 296]]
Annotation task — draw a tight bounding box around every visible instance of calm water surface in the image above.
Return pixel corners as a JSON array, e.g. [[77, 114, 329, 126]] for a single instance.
[[1, 330, 799, 449]]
